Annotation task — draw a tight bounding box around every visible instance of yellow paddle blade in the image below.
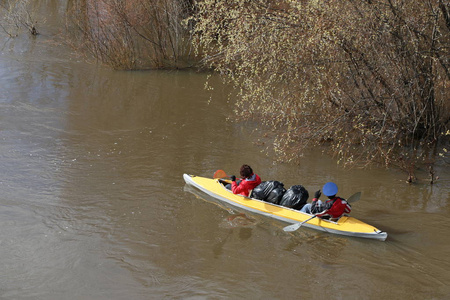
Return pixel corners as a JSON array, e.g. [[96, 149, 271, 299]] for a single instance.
[[213, 169, 228, 179]]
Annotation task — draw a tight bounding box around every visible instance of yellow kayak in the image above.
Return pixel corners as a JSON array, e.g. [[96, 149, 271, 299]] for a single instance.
[[183, 174, 388, 241]]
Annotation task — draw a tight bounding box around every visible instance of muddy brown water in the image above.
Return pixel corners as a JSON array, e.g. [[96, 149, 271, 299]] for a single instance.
[[1, 2, 449, 299]]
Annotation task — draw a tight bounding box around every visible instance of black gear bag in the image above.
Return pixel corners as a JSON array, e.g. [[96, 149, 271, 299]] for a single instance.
[[279, 185, 309, 210], [251, 181, 286, 205]]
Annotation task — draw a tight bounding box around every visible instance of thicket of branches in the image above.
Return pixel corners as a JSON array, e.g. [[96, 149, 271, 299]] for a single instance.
[[6, 0, 447, 180], [66, 0, 195, 69], [192, 0, 450, 181], [0, 0, 39, 36]]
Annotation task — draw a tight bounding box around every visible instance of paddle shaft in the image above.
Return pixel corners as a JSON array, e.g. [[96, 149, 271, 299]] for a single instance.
[[283, 215, 316, 232], [300, 214, 316, 225]]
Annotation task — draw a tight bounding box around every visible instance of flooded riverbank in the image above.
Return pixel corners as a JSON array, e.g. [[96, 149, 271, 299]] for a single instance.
[[1, 2, 449, 299]]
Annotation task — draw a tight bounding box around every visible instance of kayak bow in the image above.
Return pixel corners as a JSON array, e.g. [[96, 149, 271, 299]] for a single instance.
[[183, 174, 388, 241]]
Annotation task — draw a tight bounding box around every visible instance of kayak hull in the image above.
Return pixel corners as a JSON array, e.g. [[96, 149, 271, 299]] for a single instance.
[[183, 174, 388, 241]]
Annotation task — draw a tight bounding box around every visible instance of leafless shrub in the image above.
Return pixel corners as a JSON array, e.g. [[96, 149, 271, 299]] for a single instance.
[[192, 0, 450, 181], [67, 0, 195, 70], [0, 0, 39, 36]]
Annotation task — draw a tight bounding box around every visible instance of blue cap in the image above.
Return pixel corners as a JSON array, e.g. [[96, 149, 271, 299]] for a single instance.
[[323, 182, 338, 197]]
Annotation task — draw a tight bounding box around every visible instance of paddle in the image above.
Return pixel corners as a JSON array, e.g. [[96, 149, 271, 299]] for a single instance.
[[283, 191, 361, 232], [283, 215, 317, 232], [213, 169, 228, 179], [347, 191, 361, 204]]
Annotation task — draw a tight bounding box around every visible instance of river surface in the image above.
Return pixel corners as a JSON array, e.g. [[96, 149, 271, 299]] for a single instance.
[[1, 3, 450, 300]]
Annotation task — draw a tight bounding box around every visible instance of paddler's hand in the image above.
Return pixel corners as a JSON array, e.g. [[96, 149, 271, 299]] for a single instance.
[[230, 175, 236, 181], [314, 190, 321, 199]]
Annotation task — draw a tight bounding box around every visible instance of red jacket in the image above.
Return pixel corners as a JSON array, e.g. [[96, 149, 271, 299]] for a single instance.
[[231, 174, 262, 197], [311, 196, 351, 218]]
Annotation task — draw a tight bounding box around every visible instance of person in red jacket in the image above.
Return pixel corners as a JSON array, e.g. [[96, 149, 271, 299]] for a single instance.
[[300, 182, 351, 219], [229, 164, 261, 197]]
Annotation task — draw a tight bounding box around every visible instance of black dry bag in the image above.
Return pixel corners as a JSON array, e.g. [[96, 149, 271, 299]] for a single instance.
[[251, 181, 285, 204], [279, 185, 309, 210], [251, 181, 272, 200], [266, 182, 286, 204]]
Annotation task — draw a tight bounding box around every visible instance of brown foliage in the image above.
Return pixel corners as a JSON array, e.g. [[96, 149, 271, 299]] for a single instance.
[[192, 0, 450, 177]]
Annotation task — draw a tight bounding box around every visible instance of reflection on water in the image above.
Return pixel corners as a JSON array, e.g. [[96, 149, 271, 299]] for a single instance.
[[222, 213, 257, 228], [1, 2, 450, 299]]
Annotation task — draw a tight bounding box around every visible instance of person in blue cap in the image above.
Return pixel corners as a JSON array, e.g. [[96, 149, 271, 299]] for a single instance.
[[300, 182, 351, 219]]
